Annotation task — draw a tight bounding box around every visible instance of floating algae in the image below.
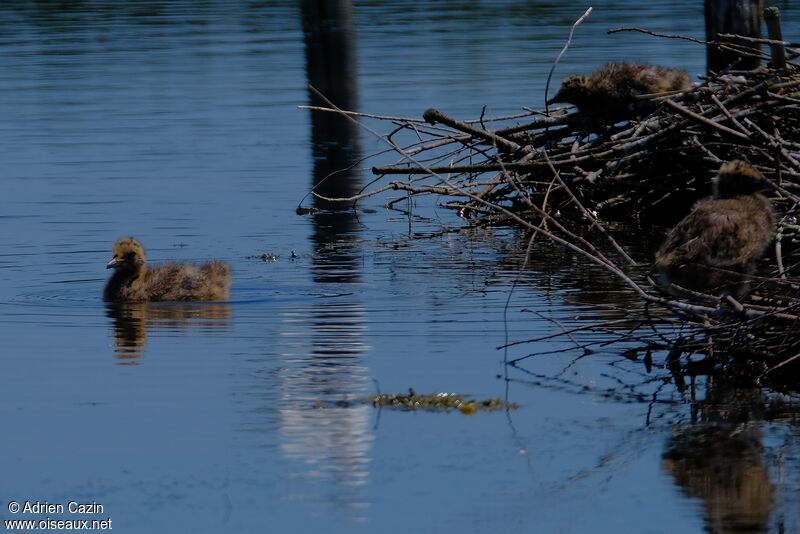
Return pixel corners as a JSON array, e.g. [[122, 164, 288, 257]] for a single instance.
[[313, 389, 519, 415], [369, 389, 518, 414], [246, 252, 280, 262], [310, 389, 518, 414]]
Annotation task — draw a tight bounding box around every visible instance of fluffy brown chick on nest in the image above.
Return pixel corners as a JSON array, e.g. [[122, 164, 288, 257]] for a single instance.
[[548, 63, 692, 122], [655, 160, 775, 298], [103, 237, 231, 302]]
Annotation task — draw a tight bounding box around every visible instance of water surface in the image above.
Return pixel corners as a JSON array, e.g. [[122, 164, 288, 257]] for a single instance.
[[1, 2, 799, 533]]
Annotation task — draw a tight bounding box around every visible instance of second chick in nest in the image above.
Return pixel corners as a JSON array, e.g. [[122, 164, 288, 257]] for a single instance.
[[548, 62, 692, 122], [654, 160, 775, 299]]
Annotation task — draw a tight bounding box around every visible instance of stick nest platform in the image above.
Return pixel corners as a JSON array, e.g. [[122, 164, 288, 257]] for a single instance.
[[306, 53, 800, 390]]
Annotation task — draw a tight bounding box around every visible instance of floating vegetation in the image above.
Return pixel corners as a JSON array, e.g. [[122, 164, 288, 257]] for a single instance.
[[249, 250, 306, 262], [311, 389, 518, 414], [369, 389, 516, 413], [247, 252, 280, 262]]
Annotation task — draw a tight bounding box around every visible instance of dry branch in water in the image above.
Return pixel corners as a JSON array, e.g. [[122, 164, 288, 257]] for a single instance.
[[300, 25, 800, 389]]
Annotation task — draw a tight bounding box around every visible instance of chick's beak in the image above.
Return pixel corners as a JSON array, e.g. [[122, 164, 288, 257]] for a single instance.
[[106, 257, 120, 269]]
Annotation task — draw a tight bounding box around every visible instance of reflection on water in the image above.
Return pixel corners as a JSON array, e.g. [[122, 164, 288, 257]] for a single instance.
[[664, 425, 773, 534], [494, 228, 657, 323], [273, 0, 372, 516], [106, 302, 231, 363], [663, 383, 775, 534], [277, 297, 372, 513], [302, 0, 361, 208], [499, 223, 786, 532]]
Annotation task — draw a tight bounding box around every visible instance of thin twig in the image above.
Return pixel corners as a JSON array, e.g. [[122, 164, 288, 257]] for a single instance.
[[544, 7, 593, 112], [607, 27, 707, 45]]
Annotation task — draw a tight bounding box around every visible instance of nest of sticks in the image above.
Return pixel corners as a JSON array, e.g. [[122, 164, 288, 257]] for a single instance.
[[306, 31, 800, 389]]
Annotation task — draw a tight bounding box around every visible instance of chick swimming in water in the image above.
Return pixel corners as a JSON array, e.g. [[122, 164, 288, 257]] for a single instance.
[[103, 237, 231, 302]]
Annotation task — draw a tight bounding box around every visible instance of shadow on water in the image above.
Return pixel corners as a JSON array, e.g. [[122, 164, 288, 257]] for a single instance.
[[272, 0, 372, 516], [106, 301, 231, 363]]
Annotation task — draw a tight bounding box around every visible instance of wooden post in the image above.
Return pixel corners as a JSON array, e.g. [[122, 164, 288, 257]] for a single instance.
[[704, 0, 763, 73], [763, 6, 786, 69]]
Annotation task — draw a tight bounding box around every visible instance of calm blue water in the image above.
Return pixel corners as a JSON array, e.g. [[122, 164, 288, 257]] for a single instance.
[[1, 2, 798, 533]]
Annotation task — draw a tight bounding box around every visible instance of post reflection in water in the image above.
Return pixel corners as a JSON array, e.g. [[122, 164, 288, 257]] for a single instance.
[[105, 302, 231, 363], [662, 383, 774, 534], [301, 0, 361, 210], [275, 0, 372, 516]]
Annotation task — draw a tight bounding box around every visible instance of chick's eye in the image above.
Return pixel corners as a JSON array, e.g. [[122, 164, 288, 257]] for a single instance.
[[126, 252, 136, 260]]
